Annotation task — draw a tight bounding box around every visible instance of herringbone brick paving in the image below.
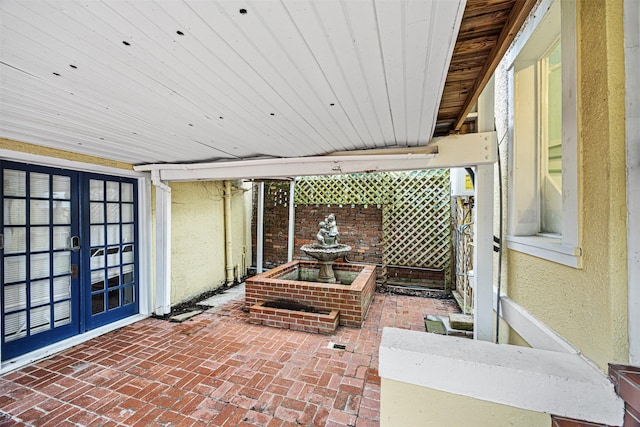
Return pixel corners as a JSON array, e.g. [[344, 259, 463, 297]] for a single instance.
[[0, 292, 459, 426]]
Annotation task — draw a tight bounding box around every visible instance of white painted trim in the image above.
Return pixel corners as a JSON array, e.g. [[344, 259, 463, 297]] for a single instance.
[[137, 176, 153, 315], [256, 182, 265, 274], [287, 180, 295, 263], [379, 327, 625, 426], [625, 0, 640, 365], [493, 292, 578, 354], [153, 179, 171, 315], [0, 149, 144, 178], [474, 164, 495, 341], [505, 0, 581, 266], [506, 235, 582, 268], [0, 314, 148, 375], [134, 133, 498, 181]]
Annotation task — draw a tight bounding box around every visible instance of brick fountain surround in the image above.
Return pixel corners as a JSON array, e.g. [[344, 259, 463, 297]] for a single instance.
[[246, 260, 377, 333]]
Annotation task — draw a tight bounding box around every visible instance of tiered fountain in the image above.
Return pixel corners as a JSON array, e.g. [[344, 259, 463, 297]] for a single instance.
[[246, 214, 376, 333]]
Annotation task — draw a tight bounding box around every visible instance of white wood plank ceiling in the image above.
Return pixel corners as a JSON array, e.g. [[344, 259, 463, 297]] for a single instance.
[[0, 0, 465, 165]]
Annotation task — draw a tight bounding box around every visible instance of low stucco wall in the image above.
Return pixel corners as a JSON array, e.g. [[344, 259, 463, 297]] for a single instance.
[[169, 180, 252, 304], [380, 379, 549, 427]]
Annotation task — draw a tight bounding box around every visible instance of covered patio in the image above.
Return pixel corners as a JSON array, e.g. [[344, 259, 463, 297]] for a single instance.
[[0, 291, 459, 426]]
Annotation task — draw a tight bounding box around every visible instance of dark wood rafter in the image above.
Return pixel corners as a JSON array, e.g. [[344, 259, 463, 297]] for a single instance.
[[435, 0, 539, 136]]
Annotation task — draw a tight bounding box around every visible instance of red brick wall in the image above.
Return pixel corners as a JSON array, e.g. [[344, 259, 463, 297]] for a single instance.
[[245, 261, 377, 328], [252, 184, 383, 269], [249, 301, 339, 335]]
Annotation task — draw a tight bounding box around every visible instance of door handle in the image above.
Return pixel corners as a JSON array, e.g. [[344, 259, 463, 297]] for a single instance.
[[70, 236, 81, 252]]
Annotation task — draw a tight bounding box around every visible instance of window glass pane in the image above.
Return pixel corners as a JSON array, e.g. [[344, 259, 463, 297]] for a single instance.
[[106, 181, 119, 202], [91, 269, 105, 292], [91, 225, 105, 246], [92, 294, 105, 315], [53, 201, 71, 224], [123, 265, 134, 284], [30, 200, 50, 225], [53, 226, 71, 250], [4, 255, 26, 283], [4, 170, 26, 197], [108, 289, 119, 309], [4, 311, 27, 342], [30, 253, 50, 280], [121, 204, 133, 222], [540, 40, 563, 234], [4, 283, 27, 311], [30, 279, 50, 306], [53, 252, 70, 276], [53, 276, 71, 301], [30, 227, 50, 252], [122, 224, 134, 243], [30, 306, 51, 334], [4, 199, 26, 225], [54, 301, 71, 326], [123, 285, 134, 305], [107, 203, 120, 223], [90, 180, 104, 201], [4, 227, 26, 254], [122, 245, 134, 264], [121, 183, 133, 202], [52, 176, 70, 200], [90, 202, 104, 223], [91, 248, 106, 269], [108, 268, 120, 288], [30, 173, 49, 198], [107, 225, 120, 245]]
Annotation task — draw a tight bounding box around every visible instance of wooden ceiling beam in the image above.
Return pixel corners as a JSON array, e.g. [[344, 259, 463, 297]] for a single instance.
[[452, 0, 538, 132]]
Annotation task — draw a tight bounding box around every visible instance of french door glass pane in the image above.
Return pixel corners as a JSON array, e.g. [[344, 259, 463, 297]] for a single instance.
[[53, 276, 71, 300], [4, 199, 26, 225], [90, 180, 104, 201], [4, 311, 27, 342], [121, 204, 133, 222], [30, 227, 50, 252], [53, 252, 71, 276], [54, 301, 71, 326], [5, 256, 26, 283], [90, 225, 105, 246], [30, 306, 50, 334], [107, 225, 120, 245], [3, 170, 26, 196], [106, 182, 119, 201], [30, 200, 49, 225], [52, 176, 70, 199], [30, 280, 50, 306], [121, 183, 133, 202], [53, 201, 71, 224], [106, 203, 119, 223], [30, 173, 49, 198], [4, 227, 26, 254], [92, 294, 104, 314], [53, 227, 70, 250], [4, 283, 26, 311], [90, 203, 104, 223], [30, 253, 50, 280]]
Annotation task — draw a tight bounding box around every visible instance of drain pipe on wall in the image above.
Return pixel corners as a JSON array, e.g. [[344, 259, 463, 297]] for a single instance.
[[256, 182, 265, 274], [151, 170, 172, 315], [223, 180, 235, 286], [287, 180, 296, 262]]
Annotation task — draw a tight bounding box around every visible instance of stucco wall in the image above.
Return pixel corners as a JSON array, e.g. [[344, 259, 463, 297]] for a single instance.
[[169, 180, 252, 305], [499, 0, 628, 370], [380, 379, 549, 427]]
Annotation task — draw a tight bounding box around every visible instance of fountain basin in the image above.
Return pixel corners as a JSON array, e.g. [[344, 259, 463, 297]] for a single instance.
[[245, 260, 376, 328]]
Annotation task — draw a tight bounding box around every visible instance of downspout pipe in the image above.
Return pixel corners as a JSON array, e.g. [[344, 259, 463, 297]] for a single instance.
[[224, 180, 235, 286], [287, 180, 296, 262]]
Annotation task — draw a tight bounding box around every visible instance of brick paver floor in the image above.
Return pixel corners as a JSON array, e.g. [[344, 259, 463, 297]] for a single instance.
[[0, 292, 459, 426]]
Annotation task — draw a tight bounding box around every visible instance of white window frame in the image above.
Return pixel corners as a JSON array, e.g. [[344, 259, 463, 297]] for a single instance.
[[504, 0, 581, 268]]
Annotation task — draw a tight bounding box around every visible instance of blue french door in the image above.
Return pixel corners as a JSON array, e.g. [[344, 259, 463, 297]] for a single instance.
[[1, 162, 138, 360]]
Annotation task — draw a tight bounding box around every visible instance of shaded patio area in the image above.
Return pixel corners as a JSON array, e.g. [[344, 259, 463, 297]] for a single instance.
[[0, 292, 459, 426]]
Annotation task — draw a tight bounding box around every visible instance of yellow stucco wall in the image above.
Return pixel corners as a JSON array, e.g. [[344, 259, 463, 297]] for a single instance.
[[380, 379, 550, 427], [169, 180, 253, 305], [506, 0, 628, 370]]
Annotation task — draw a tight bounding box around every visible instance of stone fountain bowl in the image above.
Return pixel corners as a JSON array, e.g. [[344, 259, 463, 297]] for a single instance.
[[300, 243, 352, 262]]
